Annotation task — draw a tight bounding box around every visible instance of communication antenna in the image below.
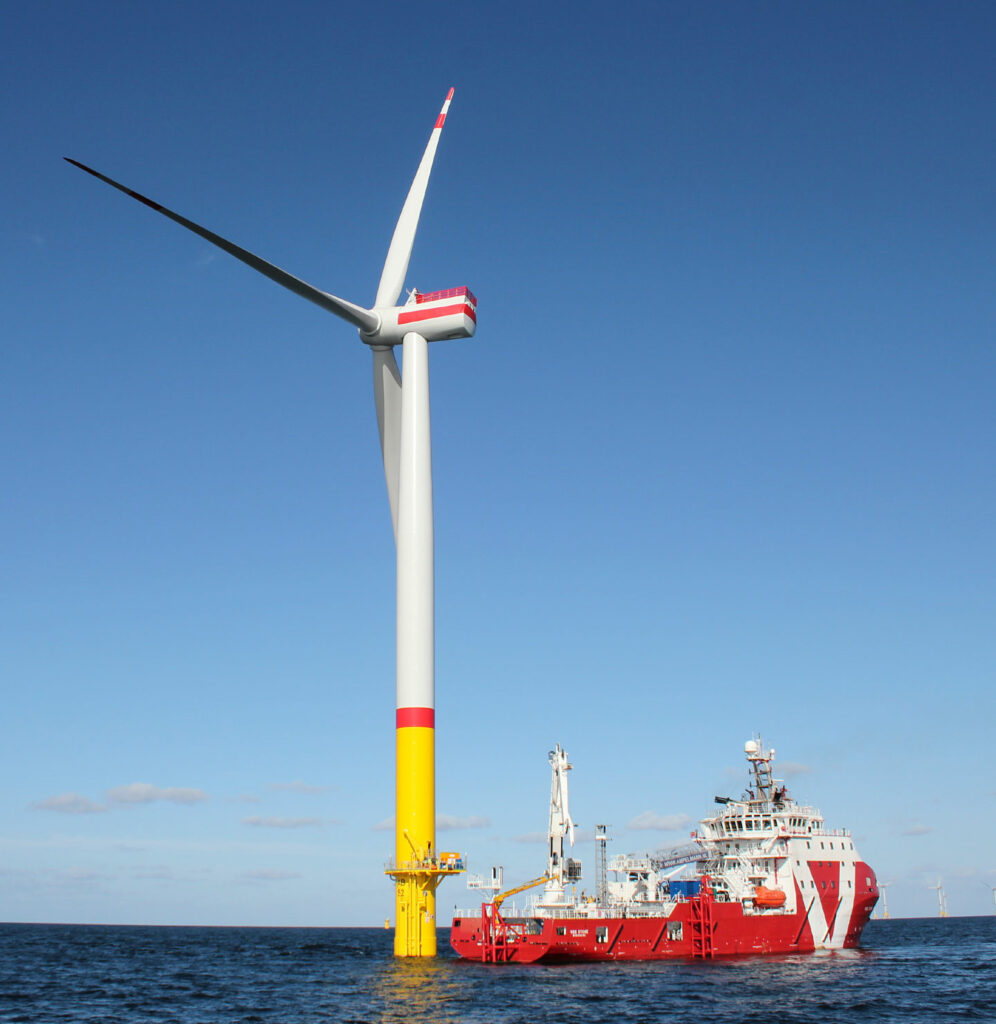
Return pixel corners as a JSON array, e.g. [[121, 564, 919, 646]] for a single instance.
[[595, 825, 611, 906]]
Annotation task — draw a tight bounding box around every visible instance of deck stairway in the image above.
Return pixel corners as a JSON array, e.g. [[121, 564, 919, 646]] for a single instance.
[[689, 884, 716, 959]]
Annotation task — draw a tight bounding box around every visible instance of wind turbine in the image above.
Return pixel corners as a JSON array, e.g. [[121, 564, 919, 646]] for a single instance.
[[932, 878, 949, 918], [979, 881, 996, 915], [876, 881, 892, 920], [66, 89, 474, 957]]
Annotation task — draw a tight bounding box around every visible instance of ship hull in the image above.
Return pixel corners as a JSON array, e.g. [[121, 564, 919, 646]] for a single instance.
[[451, 871, 877, 963]]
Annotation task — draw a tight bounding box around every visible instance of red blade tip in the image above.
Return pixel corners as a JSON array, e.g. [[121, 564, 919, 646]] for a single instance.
[[445, 87, 454, 101]]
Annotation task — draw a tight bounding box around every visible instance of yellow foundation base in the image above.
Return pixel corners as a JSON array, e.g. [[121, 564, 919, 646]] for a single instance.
[[391, 724, 464, 956], [391, 871, 437, 957], [386, 859, 465, 957]]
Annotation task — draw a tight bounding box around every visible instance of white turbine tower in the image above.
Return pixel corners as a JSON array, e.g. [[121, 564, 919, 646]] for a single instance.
[[66, 89, 474, 957]]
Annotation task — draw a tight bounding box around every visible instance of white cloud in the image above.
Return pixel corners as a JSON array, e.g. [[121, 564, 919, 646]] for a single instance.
[[242, 816, 323, 829], [373, 814, 490, 832], [31, 793, 107, 814], [59, 868, 107, 886], [902, 824, 932, 836], [437, 815, 491, 831], [131, 866, 177, 881], [627, 811, 692, 832], [508, 827, 595, 843], [107, 783, 208, 806], [0, 866, 107, 893], [267, 780, 330, 795]]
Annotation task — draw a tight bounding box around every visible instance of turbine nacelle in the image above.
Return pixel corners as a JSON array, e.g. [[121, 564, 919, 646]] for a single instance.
[[362, 287, 477, 347]]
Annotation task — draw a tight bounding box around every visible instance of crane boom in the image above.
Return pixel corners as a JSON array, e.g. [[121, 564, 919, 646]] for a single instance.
[[493, 875, 549, 912]]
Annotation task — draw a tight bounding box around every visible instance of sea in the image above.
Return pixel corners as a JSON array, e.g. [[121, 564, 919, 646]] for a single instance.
[[1, 917, 992, 1023]]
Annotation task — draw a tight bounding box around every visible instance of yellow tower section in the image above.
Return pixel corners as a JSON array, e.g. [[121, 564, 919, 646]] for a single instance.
[[386, 708, 463, 956]]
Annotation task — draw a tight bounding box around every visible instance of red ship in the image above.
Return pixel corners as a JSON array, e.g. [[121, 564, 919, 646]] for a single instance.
[[450, 740, 878, 962]]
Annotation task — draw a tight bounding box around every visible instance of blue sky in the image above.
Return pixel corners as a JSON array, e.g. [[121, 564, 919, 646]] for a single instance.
[[3, 1, 994, 924]]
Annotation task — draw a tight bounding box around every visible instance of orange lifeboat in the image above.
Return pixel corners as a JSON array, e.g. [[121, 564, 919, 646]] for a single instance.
[[753, 886, 787, 908]]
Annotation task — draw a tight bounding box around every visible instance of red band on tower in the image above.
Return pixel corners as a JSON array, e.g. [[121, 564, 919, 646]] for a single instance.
[[396, 707, 435, 729]]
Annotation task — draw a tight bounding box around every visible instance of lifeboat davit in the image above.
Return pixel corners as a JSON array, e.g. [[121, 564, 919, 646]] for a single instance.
[[753, 886, 787, 908]]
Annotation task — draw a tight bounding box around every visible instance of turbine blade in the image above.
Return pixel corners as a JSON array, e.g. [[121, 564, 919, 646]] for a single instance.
[[372, 347, 402, 538], [374, 88, 454, 309], [64, 158, 379, 333]]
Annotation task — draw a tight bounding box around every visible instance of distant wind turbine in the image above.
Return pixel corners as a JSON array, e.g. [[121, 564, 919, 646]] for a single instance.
[[980, 881, 996, 915], [66, 89, 475, 958], [931, 878, 949, 918]]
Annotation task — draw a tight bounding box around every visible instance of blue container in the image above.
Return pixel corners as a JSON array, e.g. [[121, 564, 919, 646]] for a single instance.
[[669, 880, 701, 898]]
